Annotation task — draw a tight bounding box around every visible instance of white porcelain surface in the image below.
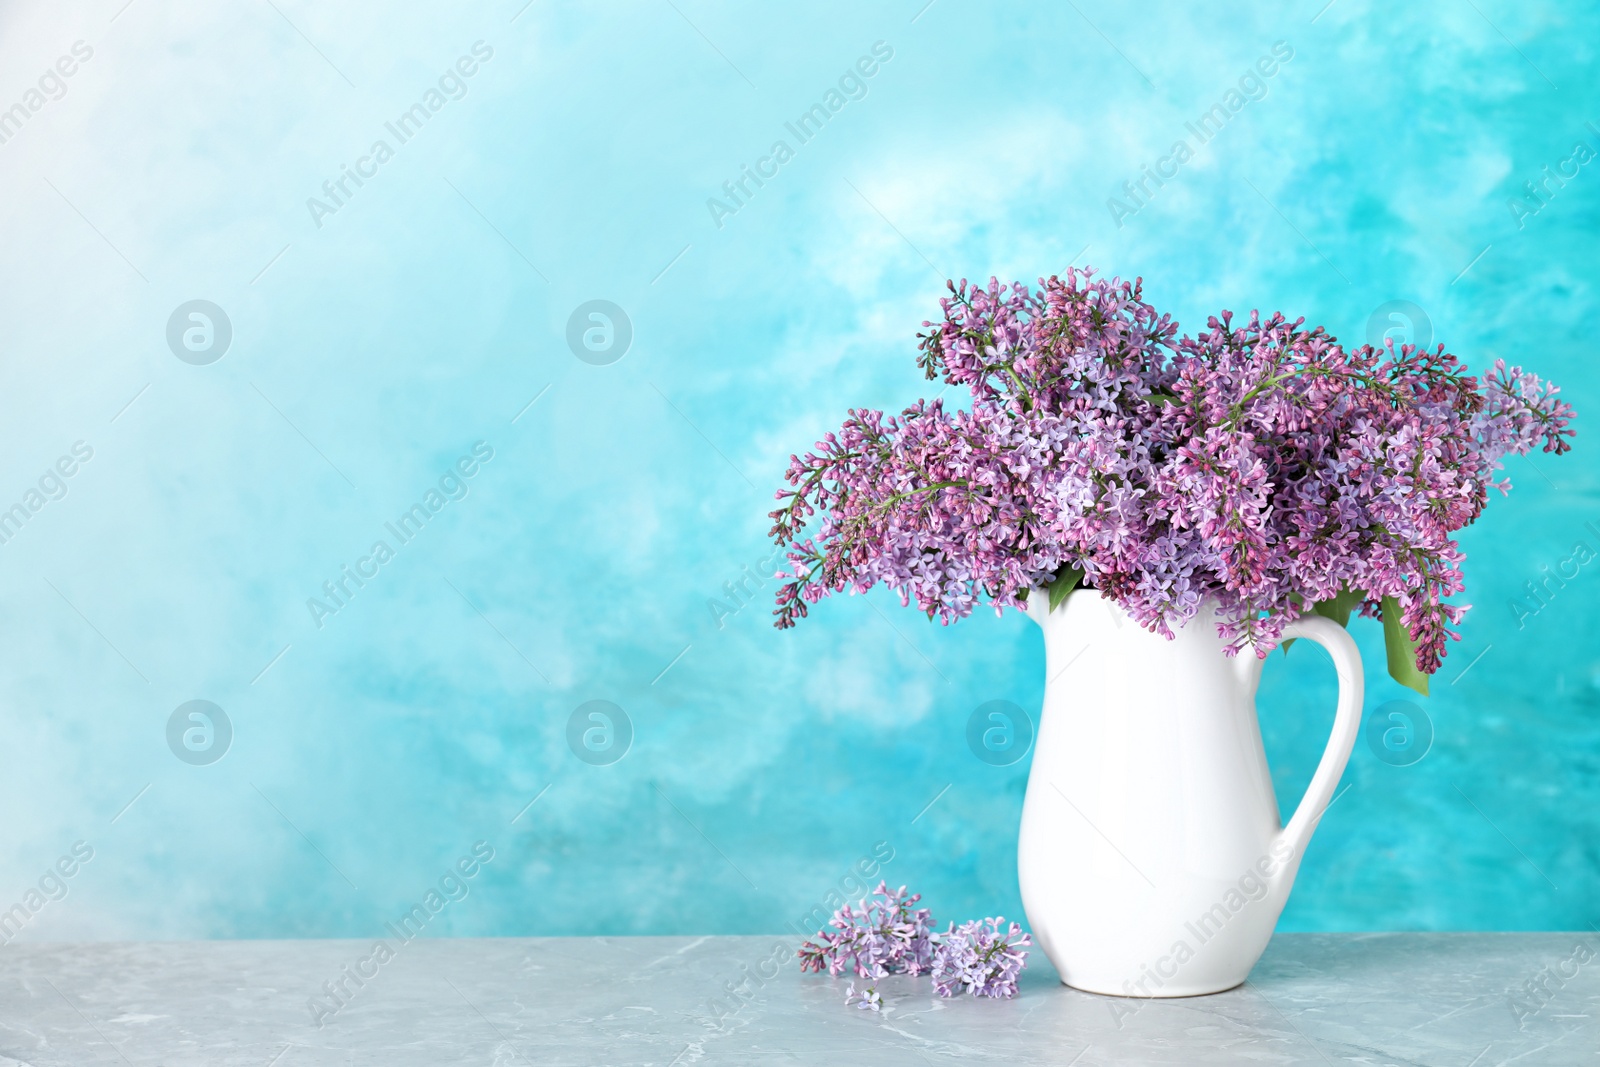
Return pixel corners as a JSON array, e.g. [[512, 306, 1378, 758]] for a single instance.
[[1019, 590, 1363, 997]]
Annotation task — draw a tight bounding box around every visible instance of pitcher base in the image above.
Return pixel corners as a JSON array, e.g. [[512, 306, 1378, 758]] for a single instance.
[[1063, 976, 1247, 998]]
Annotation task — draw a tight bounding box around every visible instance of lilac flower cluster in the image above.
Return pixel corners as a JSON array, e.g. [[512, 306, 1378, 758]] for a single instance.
[[799, 883, 1031, 1009], [930, 918, 1032, 999], [769, 269, 1575, 683], [797, 881, 935, 982]]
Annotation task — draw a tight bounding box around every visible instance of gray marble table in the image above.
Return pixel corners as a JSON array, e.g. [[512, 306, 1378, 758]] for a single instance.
[[0, 933, 1595, 1065]]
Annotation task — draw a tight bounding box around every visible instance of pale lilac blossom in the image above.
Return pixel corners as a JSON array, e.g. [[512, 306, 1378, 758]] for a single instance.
[[931, 917, 1032, 999], [801, 887, 1032, 1008], [797, 882, 935, 980], [843, 981, 883, 1011]]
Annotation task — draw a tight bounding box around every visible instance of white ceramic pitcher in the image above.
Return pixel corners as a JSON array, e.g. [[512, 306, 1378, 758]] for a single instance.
[[1018, 589, 1362, 997]]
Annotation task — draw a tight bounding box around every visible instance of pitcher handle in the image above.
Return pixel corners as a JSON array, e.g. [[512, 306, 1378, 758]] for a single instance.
[[1271, 615, 1364, 860]]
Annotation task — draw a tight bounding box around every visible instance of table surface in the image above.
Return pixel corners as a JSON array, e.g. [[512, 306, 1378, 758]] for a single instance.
[[0, 933, 1596, 1066]]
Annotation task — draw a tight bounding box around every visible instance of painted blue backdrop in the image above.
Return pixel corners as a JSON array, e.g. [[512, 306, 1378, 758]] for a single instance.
[[0, 0, 1594, 944]]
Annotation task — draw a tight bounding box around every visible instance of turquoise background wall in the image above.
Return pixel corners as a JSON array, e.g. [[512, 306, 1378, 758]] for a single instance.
[[0, 0, 1594, 944]]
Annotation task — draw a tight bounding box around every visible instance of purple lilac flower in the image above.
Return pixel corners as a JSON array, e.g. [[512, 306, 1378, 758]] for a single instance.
[[930, 918, 1031, 999], [797, 882, 935, 980], [769, 269, 1576, 678]]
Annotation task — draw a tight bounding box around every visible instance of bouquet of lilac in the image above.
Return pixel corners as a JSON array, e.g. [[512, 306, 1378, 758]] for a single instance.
[[769, 269, 1575, 692], [801, 883, 1031, 1009]]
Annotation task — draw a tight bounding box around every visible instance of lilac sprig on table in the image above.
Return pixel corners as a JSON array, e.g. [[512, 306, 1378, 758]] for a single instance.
[[797, 882, 935, 981], [768, 268, 1575, 693], [799, 883, 1030, 1008], [931, 918, 1032, 999]]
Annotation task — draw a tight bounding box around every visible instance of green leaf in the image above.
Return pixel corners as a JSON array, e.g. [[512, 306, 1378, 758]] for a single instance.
[[1284, 586, 1362, 654], [1381, 595, 1431, 697], [1311, 586, 1363, 629], [1047, 565, 1084, 612]]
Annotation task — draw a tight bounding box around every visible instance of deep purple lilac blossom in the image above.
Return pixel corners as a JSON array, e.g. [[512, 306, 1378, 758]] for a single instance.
[[770, 269, 1574, 683]]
